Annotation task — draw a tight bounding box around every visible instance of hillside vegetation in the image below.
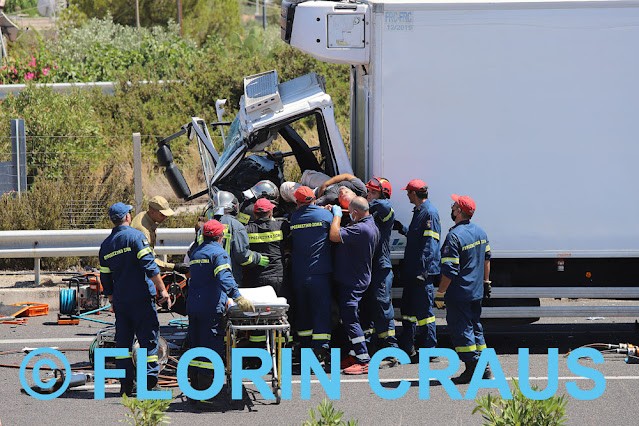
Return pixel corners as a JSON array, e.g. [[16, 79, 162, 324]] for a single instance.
[[0, 7, 350, 268]]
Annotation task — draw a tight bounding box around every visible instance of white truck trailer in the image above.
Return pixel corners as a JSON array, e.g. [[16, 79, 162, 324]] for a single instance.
[[159, 0, 639, 319]]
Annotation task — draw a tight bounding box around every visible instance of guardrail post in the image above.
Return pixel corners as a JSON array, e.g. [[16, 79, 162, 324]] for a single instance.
[[34, 257, 41, 286], [133, 133, 143, 214], [10, 118, 27, 196]]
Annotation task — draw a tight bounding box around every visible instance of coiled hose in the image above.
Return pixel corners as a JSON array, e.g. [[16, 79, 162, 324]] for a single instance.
[[59, 288, 77, 315]]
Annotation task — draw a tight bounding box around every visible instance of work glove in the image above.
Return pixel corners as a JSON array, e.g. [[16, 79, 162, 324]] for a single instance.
[[258, 255, 270, 267], [393, 220, 406, 236], [173, 262, 190, 274], [235, 296, 255, 313], [483, 280, 492, 300], [332, 205, 343, 218], [434, 291, 446, 309]]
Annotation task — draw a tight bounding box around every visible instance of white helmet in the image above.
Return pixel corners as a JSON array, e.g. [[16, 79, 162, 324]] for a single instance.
[[242, 180, 279, 201], [212, 190, 239, 216], [280, 181, 301, 203]]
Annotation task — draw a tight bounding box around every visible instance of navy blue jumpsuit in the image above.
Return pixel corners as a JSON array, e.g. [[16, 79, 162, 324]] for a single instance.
[[362, 199, 398, 348], [99, 225, 161, 387], [187, 238, 241, 386], [399, 199, 441, 354], [334, 215, 380, 363], [290, 204, 333, 350], [440, 220, 491, 363]]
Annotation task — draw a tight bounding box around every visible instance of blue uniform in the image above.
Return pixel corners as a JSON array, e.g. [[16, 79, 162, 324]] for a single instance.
[[290, 204, 333, 349], [99, 225, 161, 387], [335, 215, 379, 363], [441, 220, 491, 362], [187, 239, 241, 389], [399, 199, 441, 354], [361, 199, 398, 348]]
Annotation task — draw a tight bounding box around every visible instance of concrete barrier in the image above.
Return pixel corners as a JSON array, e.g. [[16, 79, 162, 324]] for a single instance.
[[0, 288, 59, 312]]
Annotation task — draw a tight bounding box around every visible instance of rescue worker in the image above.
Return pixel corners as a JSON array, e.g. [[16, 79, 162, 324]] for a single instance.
[[99, 202, 171, 396], [289, 186, 334, 362], [206, 190, 268, 286], [436, 194, 493, 384], [243, 198, 290, 294], [361, 177, 400, 353], [243, 198, 292, 349], [237, 180, 280, 225], [131, 195, 189, 274], [398, 179, 441, 360], [329, 197, 380, 375], [186, 219, 254, 406], [315, 173, 368, 206]]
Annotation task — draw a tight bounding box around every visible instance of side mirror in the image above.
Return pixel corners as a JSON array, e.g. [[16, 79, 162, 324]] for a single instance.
[[164, 163, 191, 200], [156, 144, 173, 166]]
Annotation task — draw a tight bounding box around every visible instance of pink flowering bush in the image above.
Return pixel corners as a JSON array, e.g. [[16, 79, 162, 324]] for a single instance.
[[0, 54, 56, 84]]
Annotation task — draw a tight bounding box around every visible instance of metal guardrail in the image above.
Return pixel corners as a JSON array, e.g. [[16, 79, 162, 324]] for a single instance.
[[0, 81, 181, 100], [1, 228, 637, 319], [0, 228, 195, 284]]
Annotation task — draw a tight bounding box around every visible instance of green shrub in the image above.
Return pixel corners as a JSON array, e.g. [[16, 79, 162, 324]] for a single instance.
[[121, 394, 170, 426], [472, 380, 568, 426], [303, 398, 358, 426]]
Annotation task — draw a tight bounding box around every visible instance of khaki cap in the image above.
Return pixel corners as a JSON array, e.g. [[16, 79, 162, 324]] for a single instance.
[[149, 195, 175, 217]]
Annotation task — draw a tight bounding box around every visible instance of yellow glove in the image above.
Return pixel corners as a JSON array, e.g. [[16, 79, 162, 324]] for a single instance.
[[235, 296, 255, 313], [435, 291, 446, 309]]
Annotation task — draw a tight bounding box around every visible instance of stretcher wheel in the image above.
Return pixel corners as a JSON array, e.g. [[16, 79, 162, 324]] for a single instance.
[[275, 387, 281, 404]]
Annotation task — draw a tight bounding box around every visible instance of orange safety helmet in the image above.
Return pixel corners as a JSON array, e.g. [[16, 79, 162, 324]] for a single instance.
[[366, 177, 392, 199]]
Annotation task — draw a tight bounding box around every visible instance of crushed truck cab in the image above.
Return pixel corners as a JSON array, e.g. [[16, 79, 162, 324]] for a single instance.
[[157, 70, 352, 207]]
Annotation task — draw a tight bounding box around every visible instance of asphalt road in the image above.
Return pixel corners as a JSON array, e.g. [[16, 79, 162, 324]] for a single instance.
[[1, 311, 638, 425]]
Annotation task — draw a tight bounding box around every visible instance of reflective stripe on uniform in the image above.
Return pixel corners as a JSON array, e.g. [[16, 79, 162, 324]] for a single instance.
[[196, 234, 203, 245], [213, 263, 231, 276], [455, 345, 478, 353], [423, 230, 440, 240], [249, 335, 267, 343], [378, 330, 396, 339], [441, 257, 459, 264], [290, 221, 323, 230], [115, 352, 132, 360], [237, 212, 251, 225], [104, 247, 132, 260], [402, 315, 417, 323], [312, 333, 331, 340], [363, 328, 375, 336], [247, 230, 283, 243], [189, 360, 214, 369], [137, 247, 153, 259], [417, 316, 436, 326], [382, 208, 394, 223], [350, 336, 366, 344], [189, 259, 211, 265], [99, 266, 111, 273], [477, 344, 487, 351], [240, 253, 254, 266], [486, 245, 491, 252], [297, 329, 313, 337], [147, 355, 158, 363]]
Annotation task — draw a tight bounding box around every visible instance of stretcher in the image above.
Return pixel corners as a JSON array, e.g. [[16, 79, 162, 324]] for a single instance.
[[225, 286, 290, 404]]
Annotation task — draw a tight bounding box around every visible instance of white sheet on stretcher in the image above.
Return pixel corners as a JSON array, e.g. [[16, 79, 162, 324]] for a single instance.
[[229, 286, 287, 306]]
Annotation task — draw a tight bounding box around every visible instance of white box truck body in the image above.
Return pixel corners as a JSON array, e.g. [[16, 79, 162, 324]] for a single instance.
[[279, 0, 639, 292]]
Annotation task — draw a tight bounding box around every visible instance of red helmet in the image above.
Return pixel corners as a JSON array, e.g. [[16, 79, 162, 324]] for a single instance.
[[366, 177, 392, 199]]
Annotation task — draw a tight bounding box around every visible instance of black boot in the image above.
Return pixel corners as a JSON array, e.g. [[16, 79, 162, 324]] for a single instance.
[[452, 361, 478, 385], [119, 380, 136, 397], [146, 375, 162, 392]]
